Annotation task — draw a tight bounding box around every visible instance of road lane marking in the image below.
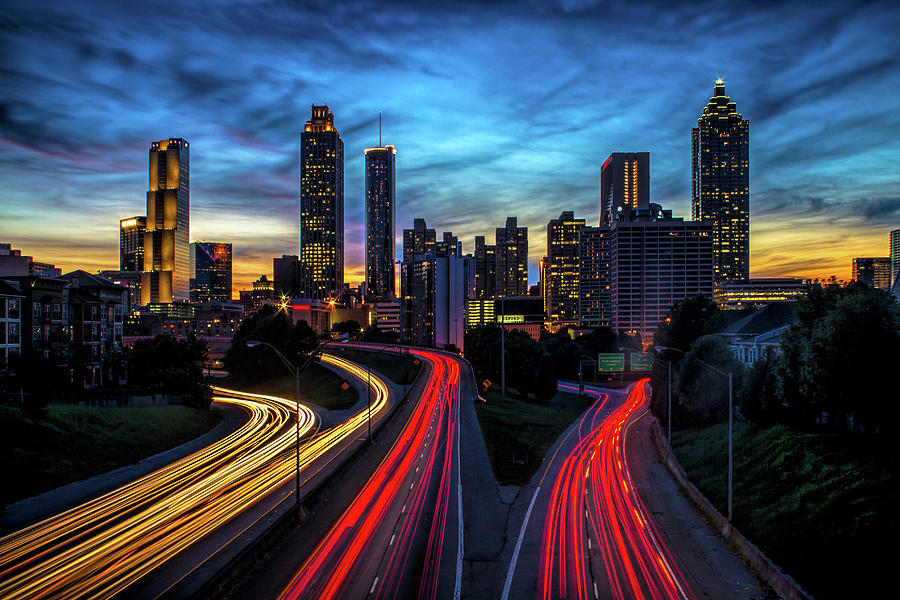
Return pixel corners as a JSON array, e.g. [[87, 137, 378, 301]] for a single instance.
[[500, 484, 541, 600], [369, 576, 378, 595]]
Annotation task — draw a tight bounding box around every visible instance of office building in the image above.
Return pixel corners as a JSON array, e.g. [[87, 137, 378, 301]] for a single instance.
[[544, 211, 585, 327], [365, 145, 396, 300], [496, 217, 528, 297], [273, 255, 300, 299], [98, 270, 142, 314], [299, 105, 344, 300], [691, 79, 750, 285], [578, 226, 611, 329], [600, 152, 650, 226], [465, 298, 495, 328], [401, 255, 465, 351], [852, 257, 892, 290], [714, 278, 806, 310], [286, 298, 332, 335], [403, 218, 437, 262], [239, 275, 276, 316], [120, 216, 146, 272], [891, 229, 900, 287], [611, 205, 714, 342], [142, 138, 190, 304], [435, 232, 461, 257], [189, 242, 232, 303], [474, 236, 497, 300]]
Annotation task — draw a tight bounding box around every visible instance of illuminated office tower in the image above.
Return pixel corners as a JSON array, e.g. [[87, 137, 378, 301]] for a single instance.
[[189, 242, 232, 303], [403, 218, 437, 262], [891, 229, 900, 287], [119, 216, 146, 272], [364, 145, 396, 300], [578, 226, 611, 328], [495, 217, 528, 297], [299, 105, 344, 300], [691, 79, 750, 285], [544, 211, 585, 327], [852, 257, 891, 290], [474, 235, 497, 300], [142, 138, 190, 305], [600, 152, 649, 226], [435, 232, 461, 257]]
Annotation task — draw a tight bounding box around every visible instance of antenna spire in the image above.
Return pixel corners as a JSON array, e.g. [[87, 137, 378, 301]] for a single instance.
[[379, 111, 382, 147]]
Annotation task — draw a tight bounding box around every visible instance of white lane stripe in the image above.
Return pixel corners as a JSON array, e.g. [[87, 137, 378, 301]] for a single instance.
[[369, 576, 379, 595], [500, 484, 541, 600], [390, 534, 396, 546]]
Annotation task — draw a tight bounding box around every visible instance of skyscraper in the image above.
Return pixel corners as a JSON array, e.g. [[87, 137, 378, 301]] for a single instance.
[[364, 145, 396, 301], [119, 216, 146, 272], [189, 242, 232, 303], [495, 216, 528, 297], [578, 226, 611, 328], [403, 218, 437, 262], [611, 205, 714, 342], [600, 152, 649, 226], [852, 257, 891, 290], [691, 79, 750, 286], [474, 235, 497, 300], [273, 254, 300, 299], [544, 211, 585, 327], [300, 105, 344, 300], [891, 229, 900, 287], [142, 138, 189, 305]]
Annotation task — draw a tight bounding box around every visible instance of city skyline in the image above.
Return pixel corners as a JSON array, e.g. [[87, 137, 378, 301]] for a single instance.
[[2, 1, 899, 296]]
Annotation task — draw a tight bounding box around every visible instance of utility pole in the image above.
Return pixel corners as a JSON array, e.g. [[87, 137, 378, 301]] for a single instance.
[[500, 296, 506, 399]]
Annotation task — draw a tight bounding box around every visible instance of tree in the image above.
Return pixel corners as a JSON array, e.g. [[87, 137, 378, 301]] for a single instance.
[[673, 334, 743, 426], [127, 334, 211, 409], [654, 295, 723, 352], [332, 320, 361, 335], [739, 349, 781, 426], [534, 353, 559, 402], [224, 306, 317, 383]]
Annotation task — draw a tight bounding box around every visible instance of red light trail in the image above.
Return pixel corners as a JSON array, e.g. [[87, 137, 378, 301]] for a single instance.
[[539, 379, 696, 600]]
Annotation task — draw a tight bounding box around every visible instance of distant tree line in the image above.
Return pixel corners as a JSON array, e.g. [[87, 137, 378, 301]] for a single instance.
[[224, 305, 319, 383], [650, 283, 900, 435]]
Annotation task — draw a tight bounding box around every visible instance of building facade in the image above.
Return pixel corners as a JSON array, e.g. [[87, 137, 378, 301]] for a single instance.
[[403, 218, 437, 262], [142, 138, 190, 304], [891, 229, 900, 288], [714, 277, 806, 310], [401, 255, 465, 351], [611, 205, 714, 342], [239, 275, 276, 316], [273, 254, 300, 299], [691, 79, 749, 286], [578, 226, 611, 329], [851, 257, 892, 290], [364, 145, 397, 301], [600, 152, 650, 226], [474, 236, 497, 300], [119, 216, 146, 272], [544, 211, 586, 327], [189, 242, 232, 303], [0, 280, 23, 372], [495, 217, 528, 297], [299, 105, 344, 300]]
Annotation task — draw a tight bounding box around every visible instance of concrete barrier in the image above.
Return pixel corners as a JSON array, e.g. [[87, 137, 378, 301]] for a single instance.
[[648, 416, 815, 600]]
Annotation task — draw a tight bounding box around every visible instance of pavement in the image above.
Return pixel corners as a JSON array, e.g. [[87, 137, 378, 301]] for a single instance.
[[0, 402, 247, 536]]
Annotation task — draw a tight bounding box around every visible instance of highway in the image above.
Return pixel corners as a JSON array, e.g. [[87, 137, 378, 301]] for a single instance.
[[0, 353, 389, 600], [275, 347, 464, 600], [503, 379, 698, 600]]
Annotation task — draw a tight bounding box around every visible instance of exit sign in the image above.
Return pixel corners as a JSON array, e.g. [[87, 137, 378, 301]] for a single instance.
[[597, 353, 625, 372]]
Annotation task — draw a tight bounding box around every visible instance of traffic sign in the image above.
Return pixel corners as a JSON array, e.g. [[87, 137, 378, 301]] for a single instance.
[[597, 353, 625, 372], [631, 352, 654, 371]]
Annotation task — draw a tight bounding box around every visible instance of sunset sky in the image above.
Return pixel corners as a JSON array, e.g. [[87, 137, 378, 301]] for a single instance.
[[2, 0, 899, 297]]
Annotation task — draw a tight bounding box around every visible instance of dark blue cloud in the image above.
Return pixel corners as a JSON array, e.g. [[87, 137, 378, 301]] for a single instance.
[[1, 0, 899, 289]]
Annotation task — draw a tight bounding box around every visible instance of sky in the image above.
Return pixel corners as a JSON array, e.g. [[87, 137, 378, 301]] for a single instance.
[[2, 0, 899, 296]]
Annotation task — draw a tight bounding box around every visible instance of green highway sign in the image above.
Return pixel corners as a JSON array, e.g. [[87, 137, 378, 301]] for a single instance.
[[631, 352, 653, 371], [597, 353, 625, 372]]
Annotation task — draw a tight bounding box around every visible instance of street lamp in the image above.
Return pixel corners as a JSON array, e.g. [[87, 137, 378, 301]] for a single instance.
[[578, 355, 596, 396], [246, 337, 344, 504], [656, 345, 733, 522]]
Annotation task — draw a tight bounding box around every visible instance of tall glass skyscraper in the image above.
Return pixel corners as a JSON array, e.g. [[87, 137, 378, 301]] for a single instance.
[[299, 105, 344, 300], [691, 79, 749, 285], [142, 138, 189, 304], [189, 242, 232, 303], [543, 211, 585, 326], [600, 152, 649, 226], [119, 216, 146, 272], [495, 217, 528, 297], [364, 145, 396, 301]]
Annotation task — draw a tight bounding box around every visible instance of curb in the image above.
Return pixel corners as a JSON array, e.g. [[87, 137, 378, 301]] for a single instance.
[[648, 415, 815, 600]]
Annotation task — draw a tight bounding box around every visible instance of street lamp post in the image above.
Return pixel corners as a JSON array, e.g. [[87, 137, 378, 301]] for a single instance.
[[500, 296, 506, 400], [246, 337, 342, 505], [656, 345, 733, 522]]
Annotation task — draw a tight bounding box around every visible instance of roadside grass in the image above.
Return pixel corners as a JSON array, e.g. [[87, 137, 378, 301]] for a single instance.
[[0, 404, 222, 507], [324, 347, 421, 385], [474, 387, 589, 486], [672, 423, 900, 600], [222, 362, 359, 411]]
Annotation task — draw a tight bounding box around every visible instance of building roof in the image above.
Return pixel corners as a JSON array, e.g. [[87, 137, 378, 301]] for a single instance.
[[719, 301, 796, 336], [61, 270, 125, 290], [0, 279, 25, 297]]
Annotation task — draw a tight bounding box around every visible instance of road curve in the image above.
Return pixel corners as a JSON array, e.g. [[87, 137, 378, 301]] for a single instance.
[[0, 353, 388, 600]]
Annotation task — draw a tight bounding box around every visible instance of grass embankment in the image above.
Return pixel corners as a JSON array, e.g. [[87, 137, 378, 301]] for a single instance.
[[0, 404, 222, 506], [325, 347, 421, 385], [673, 423, 899, 600], [225, 362, 359, 411], [475, 388, 589, 486]]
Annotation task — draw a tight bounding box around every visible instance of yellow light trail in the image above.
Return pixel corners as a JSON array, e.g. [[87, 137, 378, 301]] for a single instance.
[[0, 353, 389, 600]]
